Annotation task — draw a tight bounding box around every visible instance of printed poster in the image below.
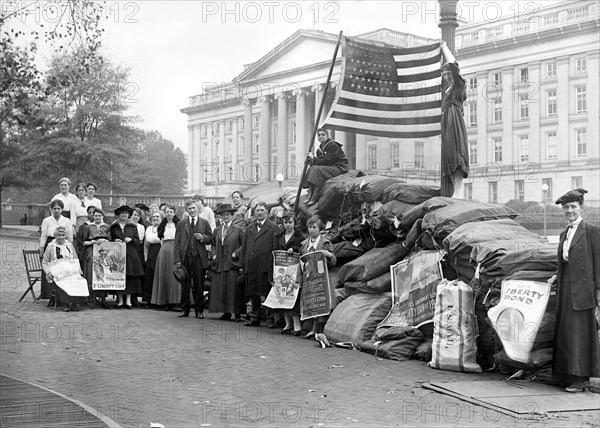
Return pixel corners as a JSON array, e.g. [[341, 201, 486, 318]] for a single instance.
[[380, 250, 443, 329], [264, 251, 300, 310], [299, 251, 335, 321], [48, 258, 89, 297], [92, 241, 126, 290], [488, 280, 550, 363]]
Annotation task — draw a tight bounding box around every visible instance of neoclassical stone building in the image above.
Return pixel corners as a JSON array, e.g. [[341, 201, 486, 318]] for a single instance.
[[181, 0, 599, 204]]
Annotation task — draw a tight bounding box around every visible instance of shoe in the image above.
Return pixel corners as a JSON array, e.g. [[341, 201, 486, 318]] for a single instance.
[[218, 313, 231, 321], [267, 324, 276, 329], [195, 312, 204, 319], [281, 328, 292, 334], [116, 304, 124, 310], [234, 317, 243, 322], [292, 330, 302, 336], [178, 312, 189, 318], [565, 381, 589, 393], [72, 304, 80, 312], [88, 302, 95, 309], [244, 321, 260, 327], [100, 302, 111, 309], [589, 385, 600, 394], [301, 332, 316, 339], [124, 304, 132, 310], [62, 306, 71, 312], [132, 301, 141, 307]]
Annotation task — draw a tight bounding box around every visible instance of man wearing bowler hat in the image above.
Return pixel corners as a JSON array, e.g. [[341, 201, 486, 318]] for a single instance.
[[174, 200, 213, 318]]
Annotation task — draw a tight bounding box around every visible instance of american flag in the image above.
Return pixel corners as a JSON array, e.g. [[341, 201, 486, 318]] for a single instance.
[[324, 37, 443, 139]]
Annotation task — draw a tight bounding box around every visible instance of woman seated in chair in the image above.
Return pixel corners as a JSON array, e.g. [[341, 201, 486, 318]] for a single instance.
[[42, 226, 84, 312]]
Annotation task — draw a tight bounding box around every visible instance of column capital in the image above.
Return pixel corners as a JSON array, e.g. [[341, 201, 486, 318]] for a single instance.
[[274, 92, 288, 100], [311, 83, 323, 92], [258, 95, 272, 104], [241, 98, 253, 106], [292, 88, 308, 100]]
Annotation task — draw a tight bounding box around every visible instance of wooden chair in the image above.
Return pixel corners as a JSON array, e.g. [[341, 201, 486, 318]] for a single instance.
[[20, 250, 43, 303]]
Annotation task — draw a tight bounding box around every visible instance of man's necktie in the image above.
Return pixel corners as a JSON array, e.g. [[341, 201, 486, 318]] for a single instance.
[[222, 224, 227, 243], [191, 218, 195, 229]]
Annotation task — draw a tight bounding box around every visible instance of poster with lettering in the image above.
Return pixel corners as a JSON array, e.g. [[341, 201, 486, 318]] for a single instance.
[[487, 280, 550, 363], [264, 250, 300, 310], [48, 258, 89, 297], [299, 251, 335, 321], [92, 241, 126, 290], [380, 250, 443, 329]]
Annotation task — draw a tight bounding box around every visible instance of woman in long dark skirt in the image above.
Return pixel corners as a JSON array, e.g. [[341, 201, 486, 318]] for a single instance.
[[548, 188, 600, 393], [108, 205, 144, 309], [277, 213, 304, 335], [82, 207, 110, 308], [143, 211, 163, 305], [210, 204, 244, 321]]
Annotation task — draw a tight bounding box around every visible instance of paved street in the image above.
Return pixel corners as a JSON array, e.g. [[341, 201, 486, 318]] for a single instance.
[[1, 231, 599, 427]]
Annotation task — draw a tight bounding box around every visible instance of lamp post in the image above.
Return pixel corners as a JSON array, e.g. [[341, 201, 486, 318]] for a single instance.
[[542, 183, 549, 240]]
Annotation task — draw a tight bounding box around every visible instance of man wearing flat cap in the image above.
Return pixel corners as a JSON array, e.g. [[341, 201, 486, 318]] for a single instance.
[[548, 188, 600, 393]]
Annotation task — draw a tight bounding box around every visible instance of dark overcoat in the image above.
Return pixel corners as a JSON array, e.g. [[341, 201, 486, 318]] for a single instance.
[[239, 218, 279, 296], [108, 221, 144, 277], [212, 223, 243, 272]]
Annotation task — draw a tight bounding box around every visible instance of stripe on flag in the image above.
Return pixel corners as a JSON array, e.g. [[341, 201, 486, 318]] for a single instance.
[[324, 37, 443, 139]]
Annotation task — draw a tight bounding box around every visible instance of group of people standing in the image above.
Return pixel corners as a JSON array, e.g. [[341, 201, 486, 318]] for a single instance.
[[38, 179, 336, 339]]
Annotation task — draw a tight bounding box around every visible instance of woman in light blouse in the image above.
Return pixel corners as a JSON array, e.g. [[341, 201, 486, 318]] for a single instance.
[[151, 204, 181, 310], [74, 182, 91, 231], [39, 200, 74, 299], [143, 211, 163, 305], [51, 177, 79, 231], [82, 207, 110, 309], [85, 182, 102, 211]]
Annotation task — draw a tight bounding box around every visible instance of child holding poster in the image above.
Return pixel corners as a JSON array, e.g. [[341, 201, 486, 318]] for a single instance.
[[298, 216, 337, 339]]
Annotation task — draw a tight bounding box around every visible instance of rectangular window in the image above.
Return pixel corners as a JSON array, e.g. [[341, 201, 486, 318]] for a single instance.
[[239, 117, 244, 131], [202, 125, 207, 136], [493, 138, 503, 163], [214, 123, 220, 135], [227, 120, 233, 132], [493, 97, 502, 123], [492, 72, 502, 85], [469, 140, 478, 164], [576, 86, 586, 113], [203, 143, 208, 161], [546, 132, 557, 159], [468, 77, 478, 91], [519, 135, 529, 161], [519, 67, 529, 83], [542, 178, 553, 202], [575, 57, 587, 74], [489, 182, 498, 203], [576, 128, 587, 157], [547, 90, 557, 116], [464, 183, 473, 200], [572, 176, 582, 189], [519, 95, 529, 119], [468, 101, 477, 126], [515, 180, 525, 202], [253, 114, 260, 129], [226, 137, 232, 158], [391, 141, 400, 168], [546, 62, 556, 78], [291, 123, 297, 144], [368, 145, 377, 170], [414, 141, 424, 169], [238, 136, 244, 156], [253, 134, 259, 154]]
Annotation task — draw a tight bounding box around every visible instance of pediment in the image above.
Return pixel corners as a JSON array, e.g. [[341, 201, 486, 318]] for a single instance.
[[235, 30, 339, 83]]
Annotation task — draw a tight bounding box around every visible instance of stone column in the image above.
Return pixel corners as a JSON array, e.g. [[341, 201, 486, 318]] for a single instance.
[[242, 100, 254, 182], [587, 50, 599, 159], [377, 137, 391, 171], [259, 96, 272, 181], [556, 56, 570, 161], [294, 89, 308, 178], [187, 125, 194, 193], [528, 61, 541, 164], [355, 134, 367, 170], [276, 92, 288, 177], [501, 66, 514, 165], [219, 120, 226, 182], [476, 72, 488, 167]]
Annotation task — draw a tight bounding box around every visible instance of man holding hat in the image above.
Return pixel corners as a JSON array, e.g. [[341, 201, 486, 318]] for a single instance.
[[548, 188, 600, 393], [174, 200, 213, 318]]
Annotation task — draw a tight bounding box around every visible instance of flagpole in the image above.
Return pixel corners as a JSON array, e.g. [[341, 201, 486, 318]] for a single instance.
[[293, 30, 343, 214]]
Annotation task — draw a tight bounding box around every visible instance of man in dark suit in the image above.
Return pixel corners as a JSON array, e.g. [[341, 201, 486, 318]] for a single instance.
[[234, 202, 279, 326], [174, 200, 213, 318]]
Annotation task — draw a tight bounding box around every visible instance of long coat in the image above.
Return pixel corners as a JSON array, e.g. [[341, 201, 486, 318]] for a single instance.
[[212, 222, 243, 272], [108, 221, 144, 277], [278, 229, 304, 253], [553, 219, 600, 378], [239, 218, 279, 296], [173, 216, 212, 269]]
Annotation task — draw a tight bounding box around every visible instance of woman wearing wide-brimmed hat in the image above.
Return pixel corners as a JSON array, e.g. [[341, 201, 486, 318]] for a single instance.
[[548, 188, 600, 393], [108, 205, 144, 309], [210, 204, 244, 321]]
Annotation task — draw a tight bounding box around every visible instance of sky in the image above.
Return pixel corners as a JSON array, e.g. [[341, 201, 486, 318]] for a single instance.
[[6, 0, 560, 153]]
